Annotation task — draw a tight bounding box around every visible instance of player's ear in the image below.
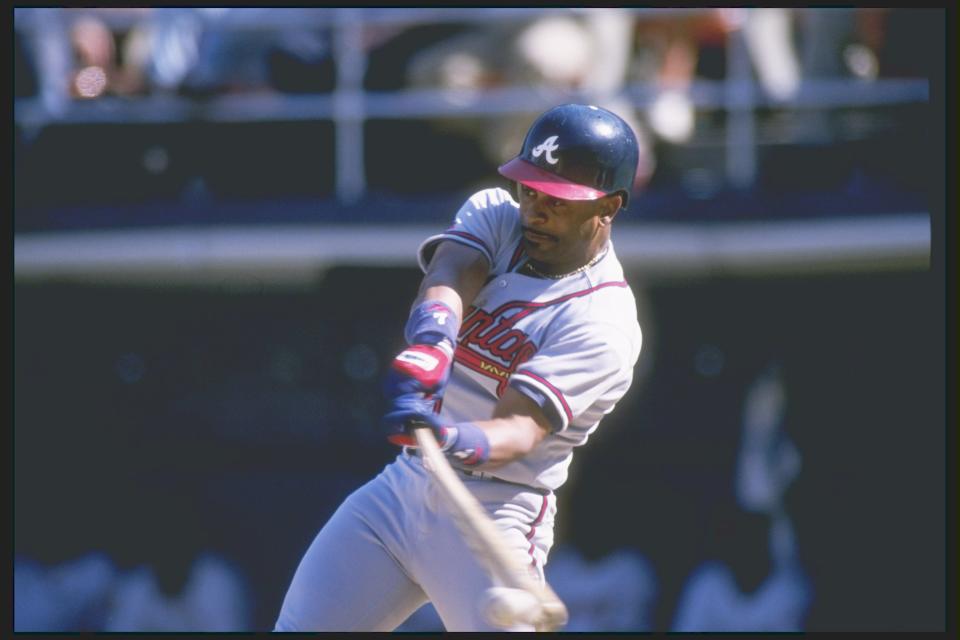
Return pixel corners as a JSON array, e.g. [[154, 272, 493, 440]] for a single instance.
[[597, 194, 622, 227]]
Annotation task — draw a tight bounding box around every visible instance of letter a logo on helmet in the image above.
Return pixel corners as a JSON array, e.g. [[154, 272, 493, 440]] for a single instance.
[[531, 136, 560, 164], [498, 103, 640, 208]]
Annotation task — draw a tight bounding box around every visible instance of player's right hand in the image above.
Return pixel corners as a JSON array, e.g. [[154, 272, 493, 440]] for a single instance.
[[382, 394, 489, 466], [382, 391, 439, 447]]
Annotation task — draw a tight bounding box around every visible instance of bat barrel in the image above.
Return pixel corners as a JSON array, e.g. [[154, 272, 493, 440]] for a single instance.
[[537, 599, 569, 630]]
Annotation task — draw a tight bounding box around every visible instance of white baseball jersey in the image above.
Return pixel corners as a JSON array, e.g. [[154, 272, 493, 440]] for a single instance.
[[418, 187, 643, 491]]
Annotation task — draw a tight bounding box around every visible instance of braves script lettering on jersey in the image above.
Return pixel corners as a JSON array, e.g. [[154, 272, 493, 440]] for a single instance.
[[275, 187, 642, 632]]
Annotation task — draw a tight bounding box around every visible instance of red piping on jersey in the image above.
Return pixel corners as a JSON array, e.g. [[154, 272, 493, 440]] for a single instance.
[[489, 281, 629, 320], [526, 494, 550, 566], [454, 343, 517, 396], [442, 230, 493, 262], [514, 369, 573, 424]]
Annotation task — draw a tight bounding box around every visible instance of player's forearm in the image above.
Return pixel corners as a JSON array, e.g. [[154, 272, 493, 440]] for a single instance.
[[449, 386, 553, 469], [471, 416, 549, 469]]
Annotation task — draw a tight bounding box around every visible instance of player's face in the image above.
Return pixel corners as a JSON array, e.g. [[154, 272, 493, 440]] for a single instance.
[[516, 184, 620, 274]]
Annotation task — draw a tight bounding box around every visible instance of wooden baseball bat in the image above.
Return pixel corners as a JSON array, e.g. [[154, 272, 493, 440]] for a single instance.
[[412, 425, 568, 631]]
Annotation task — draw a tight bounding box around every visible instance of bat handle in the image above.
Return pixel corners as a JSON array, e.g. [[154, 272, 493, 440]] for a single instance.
[[406, 418, 432, 431]]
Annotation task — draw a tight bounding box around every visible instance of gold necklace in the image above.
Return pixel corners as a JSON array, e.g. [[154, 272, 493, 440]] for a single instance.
[[523, 246, 608, 280]]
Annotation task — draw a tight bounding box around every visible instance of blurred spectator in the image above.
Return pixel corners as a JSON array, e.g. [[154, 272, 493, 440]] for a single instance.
[[122, 8, 203, 94], [152, 8, 336, 97], [38, 8, 333, 100], [104, 552, 250, 631], [546, 545, 658, 631], [15, 551, 249, 632], [741, 9, 801, 102], [634, 8, 808, 144], [735, 364, 801, 513], [632, 9, 736, 144], [402, 7, 808, 178], [16, 8, 72, 116], [15, 552, 117, 631], [670, 512, 810, 631], [670, 364, 812, 631], [405, 9, 655, 191], [176, 8, 286, 96], [69, 14, 118, 98], [66, 9, 152, 98], [122, 8, 280, 97]]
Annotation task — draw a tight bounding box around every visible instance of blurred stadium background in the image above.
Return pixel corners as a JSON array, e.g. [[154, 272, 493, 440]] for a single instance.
[[13, 7, 948, 632]]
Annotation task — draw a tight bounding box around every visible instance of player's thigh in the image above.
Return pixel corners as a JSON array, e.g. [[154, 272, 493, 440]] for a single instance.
[[410, 507, 538, 631], [274, 498, 427, 632]]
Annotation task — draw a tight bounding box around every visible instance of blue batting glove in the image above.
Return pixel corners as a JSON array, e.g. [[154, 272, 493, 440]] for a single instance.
[[383, 394, 490, 467], [383, 392, 441, 447]]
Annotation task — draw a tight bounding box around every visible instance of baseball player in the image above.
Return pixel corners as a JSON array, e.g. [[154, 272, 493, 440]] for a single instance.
[[274, 103, 643, 631]]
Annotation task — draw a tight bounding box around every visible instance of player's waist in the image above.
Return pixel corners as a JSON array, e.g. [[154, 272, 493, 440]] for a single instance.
[[403, 447, 551, 496]]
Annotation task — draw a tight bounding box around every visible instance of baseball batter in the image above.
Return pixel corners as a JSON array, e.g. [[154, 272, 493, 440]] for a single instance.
[[274, 104, 643, 632]]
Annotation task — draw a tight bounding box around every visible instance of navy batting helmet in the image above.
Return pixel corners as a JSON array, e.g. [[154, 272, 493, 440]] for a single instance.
[[498, 103, 640, 208]]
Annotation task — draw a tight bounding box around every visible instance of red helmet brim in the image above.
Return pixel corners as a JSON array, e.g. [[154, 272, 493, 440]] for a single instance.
[[497, 157, 607, 201]]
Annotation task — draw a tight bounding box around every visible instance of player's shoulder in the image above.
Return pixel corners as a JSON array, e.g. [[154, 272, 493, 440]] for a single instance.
[[558, 283, 638, 333], [550, 294, 642, 369], [588, 247, 638, 311], [579, 283, 639, 333], [461, 187, 518, 214], [571, 255, 641, 343]]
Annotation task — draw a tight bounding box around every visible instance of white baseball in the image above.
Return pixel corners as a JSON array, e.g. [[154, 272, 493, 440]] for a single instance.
[[481, 587, 542, 628]]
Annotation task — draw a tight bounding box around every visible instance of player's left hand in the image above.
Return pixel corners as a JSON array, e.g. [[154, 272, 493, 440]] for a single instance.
[[381, 341, 452, 437], [385, 342, 453, 398]]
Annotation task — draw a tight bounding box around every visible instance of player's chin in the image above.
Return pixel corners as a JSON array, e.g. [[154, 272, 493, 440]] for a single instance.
[[521, 236, 557, 258], [521, 240, 552, 264]]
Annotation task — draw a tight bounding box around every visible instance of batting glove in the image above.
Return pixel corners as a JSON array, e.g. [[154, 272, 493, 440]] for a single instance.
[[383, 392, 440, 447], [383, 299, 459, 404], [385, 342, 454, 398], [383, 396, 490, 467]]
